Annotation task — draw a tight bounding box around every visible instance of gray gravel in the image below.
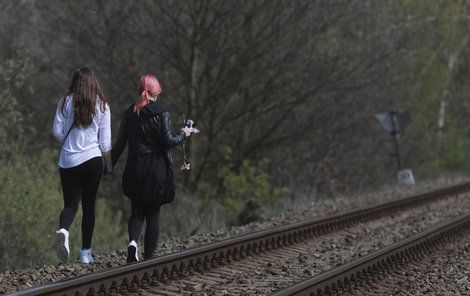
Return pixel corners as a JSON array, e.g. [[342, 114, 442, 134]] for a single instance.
[[346, 232, 470, 296], [0, 177, 468, 294], [154, 192, 470, 295]]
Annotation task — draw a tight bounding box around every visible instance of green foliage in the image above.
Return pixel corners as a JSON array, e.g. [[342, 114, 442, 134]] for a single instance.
[[398, 0, 470, 177], [0, 150, 63, 270], [0, 57, 63, 269], [0, 58, 30, 159], [440, 125, 470, 170], [199, 158, 288, 226]]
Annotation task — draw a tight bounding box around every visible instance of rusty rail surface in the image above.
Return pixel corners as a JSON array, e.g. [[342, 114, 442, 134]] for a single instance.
[[8, 182, 470, 296], [271, 213, 470, 296]]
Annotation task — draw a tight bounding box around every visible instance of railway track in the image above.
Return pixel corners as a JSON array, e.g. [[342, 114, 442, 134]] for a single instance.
[[271, 213, 470, 296], [8, 182, 470, 296]]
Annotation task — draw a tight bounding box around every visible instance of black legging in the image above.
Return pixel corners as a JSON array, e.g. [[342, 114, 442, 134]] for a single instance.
[[59, 157, 103, 249], [128, 200, 161, 259]]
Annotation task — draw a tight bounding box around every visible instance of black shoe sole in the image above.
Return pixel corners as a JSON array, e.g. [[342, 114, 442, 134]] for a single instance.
[[127, 245, 138, 263]]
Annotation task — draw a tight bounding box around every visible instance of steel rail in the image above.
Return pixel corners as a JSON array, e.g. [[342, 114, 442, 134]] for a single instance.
[[8, 182, 470, 296], [271, 212, 470, 296]]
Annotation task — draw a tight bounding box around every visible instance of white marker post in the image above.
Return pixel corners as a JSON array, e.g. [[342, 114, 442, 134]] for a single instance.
[[398, 169, 415, 186]]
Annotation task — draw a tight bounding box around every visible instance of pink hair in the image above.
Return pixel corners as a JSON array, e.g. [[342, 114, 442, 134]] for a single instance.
[[134, 74, 162, 114]]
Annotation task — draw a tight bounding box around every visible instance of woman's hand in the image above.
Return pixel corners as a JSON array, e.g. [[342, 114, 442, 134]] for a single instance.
[[103, 171, 116, 182], [181, 126, 193, 137]]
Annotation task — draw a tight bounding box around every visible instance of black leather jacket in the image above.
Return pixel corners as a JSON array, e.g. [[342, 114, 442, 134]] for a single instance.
[[112, 101, 186, 167]]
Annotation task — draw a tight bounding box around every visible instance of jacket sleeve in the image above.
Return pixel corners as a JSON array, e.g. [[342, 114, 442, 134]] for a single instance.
[[111, 110, 129, 166], [161, 112, 186, 148]]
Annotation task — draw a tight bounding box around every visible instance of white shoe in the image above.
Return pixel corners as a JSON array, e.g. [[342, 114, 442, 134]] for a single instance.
[[127, 240, 139, 263], [80, 248, 94, 264], [55, 228, 70, 262]]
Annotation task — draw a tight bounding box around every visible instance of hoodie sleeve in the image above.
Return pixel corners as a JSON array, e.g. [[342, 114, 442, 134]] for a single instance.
[[52, 98, 66, 142], [99, 104, 112, 153]]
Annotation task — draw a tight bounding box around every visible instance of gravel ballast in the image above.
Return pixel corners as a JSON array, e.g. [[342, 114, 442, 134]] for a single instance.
[[345, 231, 470, 296], [155, 193, 470, 295]]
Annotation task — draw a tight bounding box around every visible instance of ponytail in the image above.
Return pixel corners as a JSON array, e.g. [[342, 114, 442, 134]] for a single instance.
[[134, 90, 151, 114], [134, 75, 161, 114]]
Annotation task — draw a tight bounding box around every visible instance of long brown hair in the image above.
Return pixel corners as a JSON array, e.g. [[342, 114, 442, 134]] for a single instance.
[[60, 67, 108, 128]]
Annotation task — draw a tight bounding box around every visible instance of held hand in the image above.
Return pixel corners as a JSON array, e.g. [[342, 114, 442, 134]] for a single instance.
[[181, 126, 193, 137], [103, 171, 117, 182]]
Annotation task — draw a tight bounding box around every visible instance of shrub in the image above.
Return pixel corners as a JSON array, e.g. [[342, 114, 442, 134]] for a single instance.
[[199, 159, 288, 226]]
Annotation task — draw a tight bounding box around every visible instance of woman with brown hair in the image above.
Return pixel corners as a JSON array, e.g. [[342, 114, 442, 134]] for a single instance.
[[52, 67, 113, 264]]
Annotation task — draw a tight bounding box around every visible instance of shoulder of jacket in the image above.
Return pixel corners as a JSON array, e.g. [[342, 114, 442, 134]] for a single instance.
[[124, 104, 134, 114], [146, 101, 168, 114]]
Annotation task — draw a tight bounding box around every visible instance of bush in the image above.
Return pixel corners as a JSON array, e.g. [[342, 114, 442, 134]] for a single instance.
[[199, 159, 288, 226], [0, 150, 63, 270]]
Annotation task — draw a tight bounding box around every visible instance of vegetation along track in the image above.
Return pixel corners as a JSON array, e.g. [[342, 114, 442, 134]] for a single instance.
[[8, 182, 470, 296], [271, 213, 470, 296]]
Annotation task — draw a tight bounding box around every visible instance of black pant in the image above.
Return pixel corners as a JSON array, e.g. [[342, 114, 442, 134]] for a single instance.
[[59, 157, 103, 249], [128, 200, 161, 259]]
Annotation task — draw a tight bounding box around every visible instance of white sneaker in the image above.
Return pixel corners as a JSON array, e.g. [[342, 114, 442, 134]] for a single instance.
[[55, 228, 70, 262], [127, 240, 139, 263], [80, 248, 94, 264]]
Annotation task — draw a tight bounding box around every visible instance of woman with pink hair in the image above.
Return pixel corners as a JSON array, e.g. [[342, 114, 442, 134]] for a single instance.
[[112, 74, 193, 262]]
